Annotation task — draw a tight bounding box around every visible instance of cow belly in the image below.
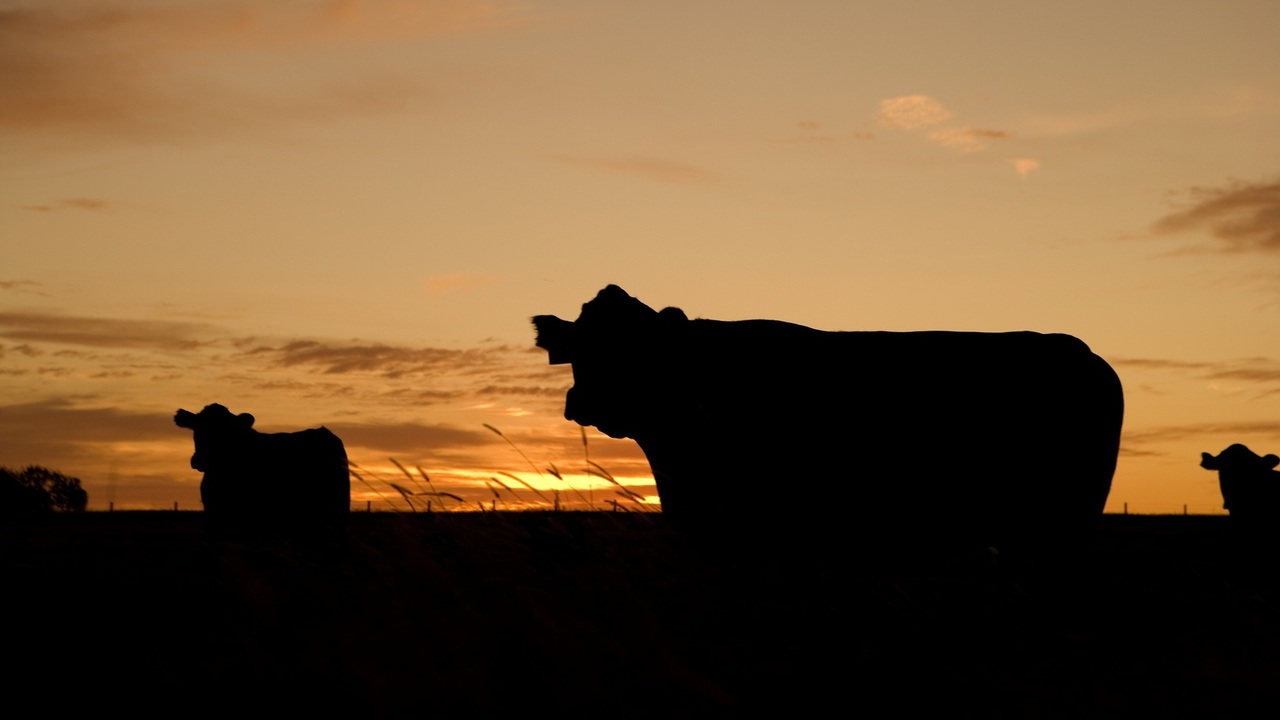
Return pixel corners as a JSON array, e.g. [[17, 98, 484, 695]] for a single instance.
[[635, 350, 1120, 545]]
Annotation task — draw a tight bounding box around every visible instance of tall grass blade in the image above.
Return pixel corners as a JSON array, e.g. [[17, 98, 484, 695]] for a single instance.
[[488, 475, 523, 502], [484, 424, 546, 480], [498, 471, 552, 505], [548, 461, 592, 508], [349, 461, 396, 511], [388, 483, 420, 512]]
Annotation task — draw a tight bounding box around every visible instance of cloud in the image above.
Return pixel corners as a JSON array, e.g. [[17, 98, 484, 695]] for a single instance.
[[0, 399, 177, 463], [878, 95, 951, 129], [239, 339, 523, 378], [551, 154, 716, 184], [1110, 357, 1216, 372], [1123, 421, 1280, 448], [1112, 355, 1280, 400], [0, 280, 46, 295], [425, 272, 497, 295], [1011, 158, 1040, 179], [20, 197, 110, 212], [0, 0, 518, 145], [1151, 179, 1280, 253], [926, 127, 1010, 153], [327, 420, 492, 455], [0, 311, 220, 350], [878, 95, 1013, 156]]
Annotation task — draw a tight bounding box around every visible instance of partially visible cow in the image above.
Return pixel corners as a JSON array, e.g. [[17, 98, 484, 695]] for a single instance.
[[533, 285, 1124, 548], [174, 403, 350, 537], [1202, 444, 1280, 525]]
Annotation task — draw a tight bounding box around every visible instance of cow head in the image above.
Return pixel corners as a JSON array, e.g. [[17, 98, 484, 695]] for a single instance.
[[1201, 444, 1280, 473], [174, 403, 256, 472], [533, 285, 689, 441]]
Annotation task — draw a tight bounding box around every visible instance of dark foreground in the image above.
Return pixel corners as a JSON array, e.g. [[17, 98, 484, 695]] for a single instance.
[[5, 512, 1280, 716]]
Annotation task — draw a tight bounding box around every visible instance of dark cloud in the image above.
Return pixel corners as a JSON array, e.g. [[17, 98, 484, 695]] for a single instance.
[[241, 339, 522, 377], [0, 343, 43, 358], [0, 311, 219, 350], [474, 384, 565, 397], [0, 0, 517, 145], [1123, 421, 1280, 448], [1152, 179, 1280, 253], [0, 399, 176, 465], [1113, 356, 1280, 389], [1111, 357, 1215, 371], [19, 197, 109, 212], [328, 421, 492, 455], [0, 280, 46, 295]]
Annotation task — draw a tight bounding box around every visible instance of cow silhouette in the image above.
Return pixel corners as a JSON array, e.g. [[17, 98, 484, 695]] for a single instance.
[[1202, 444, 1280, 525], [174, 403, 350, 537], [533, 285, 1124, 547]]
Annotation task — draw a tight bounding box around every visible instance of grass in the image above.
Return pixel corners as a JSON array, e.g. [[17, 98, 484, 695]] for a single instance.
[[348, 423, 655, 513], [6, 512, 1280, 714]]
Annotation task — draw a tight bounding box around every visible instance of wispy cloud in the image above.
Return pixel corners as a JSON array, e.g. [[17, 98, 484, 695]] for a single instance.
[[551, 154, 717, 184], [0, 0, 520, 145], [1010, 158, 1041, 179], [1151, 179, 1280, 253], [0, 280, 47, 295], [425, 271, 497, 295], [0, 311, 219, 350], [1113, 355, 1280, 399], [878, 95, 951, 130], [238, 338, 527, 378], [19, 198, 110, 212], [327, 420, 492, 455], [878, 94, 1013, 158], [0, 399, 177, 463], [1123, 421, 1280, 448], [926, 127, 1009, 153]]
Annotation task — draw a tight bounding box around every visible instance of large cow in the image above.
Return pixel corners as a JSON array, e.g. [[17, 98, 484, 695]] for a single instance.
[[174, 403, 350, 536], [1201, 444, 1280, 525], [533, 285, 1124, 547]]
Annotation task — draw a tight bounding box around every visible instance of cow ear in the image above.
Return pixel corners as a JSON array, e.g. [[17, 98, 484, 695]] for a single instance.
[[238, 413, 256, 428], [532, 315, 576, 365], [658, 306, 688, 323], [597, 285, 631, 301], [1266, 455, 1279, 470], [1200, 452, 1218, 470], [174, 409, 196, 429]]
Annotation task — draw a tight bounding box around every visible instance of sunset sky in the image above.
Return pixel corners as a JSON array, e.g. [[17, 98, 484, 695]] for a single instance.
[[2, 0, 1278, 513]]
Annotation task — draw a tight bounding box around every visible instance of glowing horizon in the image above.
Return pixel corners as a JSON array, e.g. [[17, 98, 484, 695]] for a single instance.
[[3, 0, 1278, 515]]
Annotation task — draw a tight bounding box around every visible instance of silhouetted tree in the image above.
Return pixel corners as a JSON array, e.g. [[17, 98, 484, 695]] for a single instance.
[[0, 466, 88, 515]]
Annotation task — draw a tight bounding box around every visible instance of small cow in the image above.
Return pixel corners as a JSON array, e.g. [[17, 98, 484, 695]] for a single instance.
[[174, 403, 350, 536], [533, 285, 1124, 547], [1202, 444, 1280, 524]]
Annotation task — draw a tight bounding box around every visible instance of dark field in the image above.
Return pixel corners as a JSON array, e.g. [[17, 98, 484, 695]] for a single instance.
[[6, 512, 1280, 716]]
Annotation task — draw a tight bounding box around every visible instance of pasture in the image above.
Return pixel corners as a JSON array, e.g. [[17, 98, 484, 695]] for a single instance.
[[5, 511, 1280, 715]]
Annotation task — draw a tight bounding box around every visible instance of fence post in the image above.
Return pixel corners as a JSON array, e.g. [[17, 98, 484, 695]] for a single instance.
[[109, 501, 114, 513], [1184, 504, 1188, 516], [173, 501, 179, 512], [366, 500, 371, 512], [1124, 502, 1128, 515]]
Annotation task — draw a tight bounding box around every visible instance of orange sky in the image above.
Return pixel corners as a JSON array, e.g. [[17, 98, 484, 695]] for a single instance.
[[2, 0, 1278, 513]]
